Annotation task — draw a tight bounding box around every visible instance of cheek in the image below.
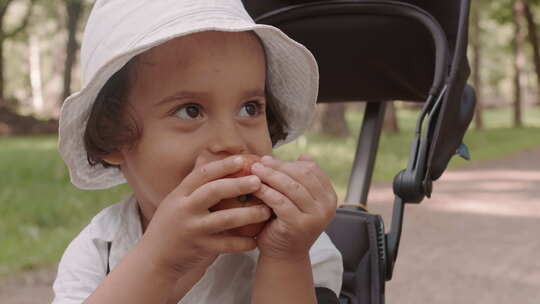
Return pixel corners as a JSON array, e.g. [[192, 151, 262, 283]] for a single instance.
[[246, 122, 273, 156], [123, 127, 199, 203]]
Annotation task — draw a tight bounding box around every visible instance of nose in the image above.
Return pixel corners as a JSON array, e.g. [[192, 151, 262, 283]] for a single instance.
[[208, 120, 246, 156]]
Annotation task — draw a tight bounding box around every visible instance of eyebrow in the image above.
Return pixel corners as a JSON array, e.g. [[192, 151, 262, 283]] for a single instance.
[[155, 88, 266, 107], [155, 91, 208, 107]]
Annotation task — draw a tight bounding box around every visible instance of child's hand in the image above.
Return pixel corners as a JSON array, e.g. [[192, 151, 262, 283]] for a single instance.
[[139, 156, 272, 277], [251, 155, 338, 261]]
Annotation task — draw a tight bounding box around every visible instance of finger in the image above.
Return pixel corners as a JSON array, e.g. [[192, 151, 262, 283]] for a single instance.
[[251, 162, 318, 214], [252, 183, 303, 223], [201, 204, 271, 234], [173, 156, 245, 197], [188, 175, 261, 211], [298, 154, 314, 162], [261, 155, 335, 204], [262, 155, 328, 190], [262, 156, 324, 198], [207, 235, 258, 253]]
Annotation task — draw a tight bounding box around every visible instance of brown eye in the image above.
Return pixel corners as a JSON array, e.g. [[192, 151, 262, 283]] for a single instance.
[[240, 101, 262, 117], [186, 105, 199, 118], [174, 104, 203, 120]]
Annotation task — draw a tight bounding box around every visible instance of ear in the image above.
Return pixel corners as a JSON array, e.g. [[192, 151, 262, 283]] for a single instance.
[[102, 150, 125, 166]]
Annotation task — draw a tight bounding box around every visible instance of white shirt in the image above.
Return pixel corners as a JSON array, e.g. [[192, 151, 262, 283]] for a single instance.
[[52, 194, 343, 303]]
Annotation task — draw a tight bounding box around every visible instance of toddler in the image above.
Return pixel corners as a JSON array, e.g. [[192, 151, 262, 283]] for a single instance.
[[53, 1, 343, 303]]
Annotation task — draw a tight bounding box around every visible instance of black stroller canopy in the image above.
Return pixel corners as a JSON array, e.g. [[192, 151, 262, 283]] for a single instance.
[[246, 1, 449, 102], [243, 1, 475, 304]]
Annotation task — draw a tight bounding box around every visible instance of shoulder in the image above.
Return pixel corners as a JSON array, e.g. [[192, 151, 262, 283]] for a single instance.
[[88, 193, 138, 241], [52, 194, 137, 304], [309, 231, 343, 299]]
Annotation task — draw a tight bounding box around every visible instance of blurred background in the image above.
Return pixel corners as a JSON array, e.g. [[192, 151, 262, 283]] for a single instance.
[[0, 0, 539, 303]]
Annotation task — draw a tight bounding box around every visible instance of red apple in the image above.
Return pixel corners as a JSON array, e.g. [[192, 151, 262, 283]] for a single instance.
[[210, 154, 268, 237]]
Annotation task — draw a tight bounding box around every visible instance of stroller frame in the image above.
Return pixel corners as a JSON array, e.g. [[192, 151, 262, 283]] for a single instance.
[[345, 101, 386, 206], [243, 1, 475, 303]]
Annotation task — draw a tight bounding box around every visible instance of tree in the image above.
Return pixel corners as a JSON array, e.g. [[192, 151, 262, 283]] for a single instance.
[[523, 1, 540, 106], [383, 101, 399, 134], [61, 0, 86, 103], [0, 0, 36, 105], [512, 0, 526, 127], [320, 103, 349, 137], [471, 0, 484, 130]]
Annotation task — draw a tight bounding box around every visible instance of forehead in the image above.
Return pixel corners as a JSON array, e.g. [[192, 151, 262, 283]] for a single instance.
[[125, 30, 267, 110], [137, 30, 266, 70]]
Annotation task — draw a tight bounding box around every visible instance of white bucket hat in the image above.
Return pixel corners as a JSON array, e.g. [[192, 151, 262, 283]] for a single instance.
[[59, 0, 319, 190]]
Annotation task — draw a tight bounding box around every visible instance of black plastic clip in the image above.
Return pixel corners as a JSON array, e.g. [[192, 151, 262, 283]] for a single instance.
[[386, 85, 447, 280]]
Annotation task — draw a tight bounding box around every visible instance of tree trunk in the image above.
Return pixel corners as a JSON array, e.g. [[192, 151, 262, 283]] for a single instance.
[[523, 2, 540, 106], [383, 101, 399, 133], [29, 35, 44, 114], [471, 1, 483, 130], [62, 0, 84, 103], [321, 103, 349, 137], [0, 6, 6, 104], [0, 34, 4, 106], [512, 0, 526, 128]]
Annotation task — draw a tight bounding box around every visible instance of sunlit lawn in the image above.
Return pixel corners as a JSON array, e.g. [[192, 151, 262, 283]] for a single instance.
[[1, 106, 539, 276], [0, 138, 130, 275]]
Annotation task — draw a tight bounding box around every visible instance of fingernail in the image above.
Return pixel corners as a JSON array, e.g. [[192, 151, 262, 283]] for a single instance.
[[233, 156, 243, 165], [252, 163, 264, 171], [261, 155, 274, 161], [261, 155, 273, 163], [248, 175, 260, 184]]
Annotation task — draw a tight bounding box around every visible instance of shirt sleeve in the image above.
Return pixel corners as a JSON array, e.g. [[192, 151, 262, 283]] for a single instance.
[[52, 225, 108, 304], [309, 231, 343, 299]]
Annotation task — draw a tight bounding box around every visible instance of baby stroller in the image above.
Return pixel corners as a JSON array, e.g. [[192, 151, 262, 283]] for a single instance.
[[243, 1, 476, 303]]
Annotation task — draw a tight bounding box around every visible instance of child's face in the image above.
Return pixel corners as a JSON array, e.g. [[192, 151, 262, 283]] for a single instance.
[[107, 31, 272, 215]]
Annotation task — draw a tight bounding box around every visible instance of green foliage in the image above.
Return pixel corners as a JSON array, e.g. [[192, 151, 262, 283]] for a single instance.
[[489, 0, 513, 24]]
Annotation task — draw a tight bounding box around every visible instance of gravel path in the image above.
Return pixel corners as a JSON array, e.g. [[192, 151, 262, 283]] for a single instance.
[[1, 147, 539, 303], [368, 146, 540, 304]]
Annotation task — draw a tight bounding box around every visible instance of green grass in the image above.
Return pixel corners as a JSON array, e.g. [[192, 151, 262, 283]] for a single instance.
[[0, 137, 130, 275], [1, 107, 539, 276]]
